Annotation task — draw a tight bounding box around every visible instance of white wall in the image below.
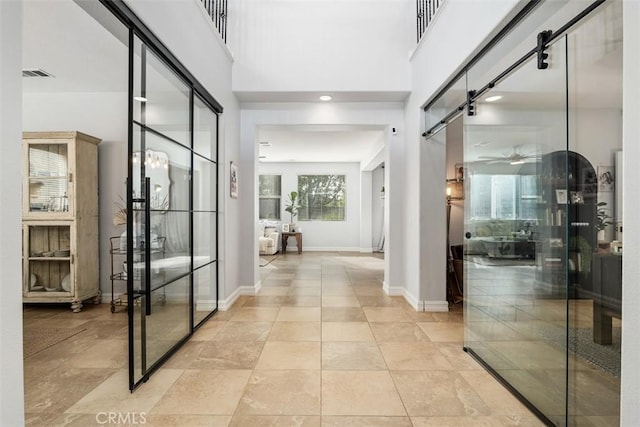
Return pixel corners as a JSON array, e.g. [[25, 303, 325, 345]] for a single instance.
[[241, 103, 405, 303], [23, 92, 128, 299], [259, 162, 361, 250], [621, 1, 640, 423], [231, 0, 412, 94], [407, 0, 521, 311], [372, 164, 385, 249], [125, 0, 241, 306], [0, 1, 25, 424]]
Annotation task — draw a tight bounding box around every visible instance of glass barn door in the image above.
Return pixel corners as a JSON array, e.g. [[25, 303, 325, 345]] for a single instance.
[[463, 37, 569, 425], [128, 35, 219, 390]]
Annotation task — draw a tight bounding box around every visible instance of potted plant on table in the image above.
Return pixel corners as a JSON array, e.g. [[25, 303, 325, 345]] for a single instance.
[[596, 201, 613, 242], [284, 191, 300, 231]]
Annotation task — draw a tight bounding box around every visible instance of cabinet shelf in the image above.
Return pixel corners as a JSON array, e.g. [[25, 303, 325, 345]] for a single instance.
[[28, 256, 71, 261]]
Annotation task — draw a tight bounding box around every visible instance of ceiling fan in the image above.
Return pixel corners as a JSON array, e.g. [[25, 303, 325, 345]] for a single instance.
[[476, 146, 540, 165]]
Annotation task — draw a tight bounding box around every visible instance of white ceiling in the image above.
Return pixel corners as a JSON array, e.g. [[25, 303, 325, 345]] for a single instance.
[[258, 125, 385, 164]]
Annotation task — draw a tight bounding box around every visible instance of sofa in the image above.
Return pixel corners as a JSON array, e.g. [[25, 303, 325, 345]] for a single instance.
[[259, 221, 280, 255]]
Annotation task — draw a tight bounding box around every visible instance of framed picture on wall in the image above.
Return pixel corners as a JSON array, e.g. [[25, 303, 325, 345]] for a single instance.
[[230, 161, 238, 198], [597, 165, 614, 192], [555, 189, 567, 204]]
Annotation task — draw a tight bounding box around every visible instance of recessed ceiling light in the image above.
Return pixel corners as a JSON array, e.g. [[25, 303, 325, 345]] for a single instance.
[[485, 95, 502, 103], [134, 96, 148, 102], [319, 95, 332, 101]]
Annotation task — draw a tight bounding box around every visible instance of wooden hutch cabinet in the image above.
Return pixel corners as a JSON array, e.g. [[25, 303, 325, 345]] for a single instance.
[[22, 131, 101, 312]]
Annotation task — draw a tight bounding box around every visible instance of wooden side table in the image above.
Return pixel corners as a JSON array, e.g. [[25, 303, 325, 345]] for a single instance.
[[282, 232, 303, 254]]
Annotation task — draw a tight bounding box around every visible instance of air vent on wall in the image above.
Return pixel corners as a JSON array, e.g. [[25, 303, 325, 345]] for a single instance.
[[22, 69, 55, 78]]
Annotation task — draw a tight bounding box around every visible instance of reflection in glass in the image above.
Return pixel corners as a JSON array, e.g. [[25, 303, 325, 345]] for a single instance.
[[193, 212, 215, 264], [193, 155, 216, 212], [194, 264, 217, 327], [194, 95, 217, 160], [133, 37, 190, 146], [463, 38, 568, 425]]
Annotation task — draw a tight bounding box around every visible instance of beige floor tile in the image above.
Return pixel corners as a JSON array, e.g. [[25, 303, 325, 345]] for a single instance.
[[321, 287, 356, 297], [25, 367, 117, 415], [143, 415, 232, 427], [410, 415, 544, 426], [163, 340, 206, 368], [357, 296, 401, 308], [291, 279, 322, 287], [282, 296, 322, 307], [322, 416, 413, 426], [213, 321, 273, 341], [321, 296, 361, 308], [459, 370, 537, 417], [151, 369, 251, 415], [236, 370, 321, 415], [370, 323, 429, 342], [191, 341, 265, 369], [363, 307, 412, 323], [391, 371, 491, 417], [277, 307, 321, 322], [322, 342, 387, 370], [379, 342, 454, 370], [65, 339, 127, 369], [191, 321, 226, 341], [416, 322, 464, 342], [258, 286, 291, 296], [322, 371, 406, 416], [437, 343, 483, 370], [65, 369, 183, 414], [288, 287, 322, 296], [268, 321, 321, 341], [322, 322, 374, 341], [230, 415, 320, 426], [352, 286, 386, 297], [241, 296, 290, 307], [322, 307, 367, 322], [229, 307, 280, 321], [256, 341, 321, 370]]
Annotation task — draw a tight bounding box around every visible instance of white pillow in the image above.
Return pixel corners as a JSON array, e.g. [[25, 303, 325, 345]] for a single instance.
[[264, 226, 277, 237]]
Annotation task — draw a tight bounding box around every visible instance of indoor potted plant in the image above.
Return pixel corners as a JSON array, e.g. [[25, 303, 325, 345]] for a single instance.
[[596, 201, 613, 242], [284, 190, 300, 230]]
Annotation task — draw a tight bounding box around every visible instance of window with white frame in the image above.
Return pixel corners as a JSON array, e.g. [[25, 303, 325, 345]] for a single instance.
[[469, 174, 537, 220], [259, 175, 281, 220], [298, 175, 346, 221]]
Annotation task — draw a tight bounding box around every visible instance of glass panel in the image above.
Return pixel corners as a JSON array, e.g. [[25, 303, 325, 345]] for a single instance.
[[194, 212, 215, 266], [194, 155, 216, 212], [149, 211, 190, 286], [133, 38, 190, 146], [566, 0, 622, 423], [193, 263, 217, 327], [27, 144, 69, 213], [132, 125, 191, 213], [424, 74, 466, 131], [463, 38, 568, 425], [193, 95, 217, 160], [145, 276, 190, 368]]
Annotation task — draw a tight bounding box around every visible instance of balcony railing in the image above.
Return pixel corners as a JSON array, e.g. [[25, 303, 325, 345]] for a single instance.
[[201, 0, 228, 43], [417, 0, 444, 43]]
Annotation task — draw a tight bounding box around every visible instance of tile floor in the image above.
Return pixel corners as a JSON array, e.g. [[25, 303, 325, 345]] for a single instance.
[[24, 252, 545, 426]]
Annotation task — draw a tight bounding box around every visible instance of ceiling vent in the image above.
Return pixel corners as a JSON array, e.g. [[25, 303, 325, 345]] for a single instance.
[[22, 69, 55, 78]]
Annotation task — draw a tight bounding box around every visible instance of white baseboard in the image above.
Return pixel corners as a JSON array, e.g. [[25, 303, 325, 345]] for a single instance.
[[422, 300, 450, 312], [218, 281, 262, 311], [359, 247, 374, 253], [382, 281, 421, 311]]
